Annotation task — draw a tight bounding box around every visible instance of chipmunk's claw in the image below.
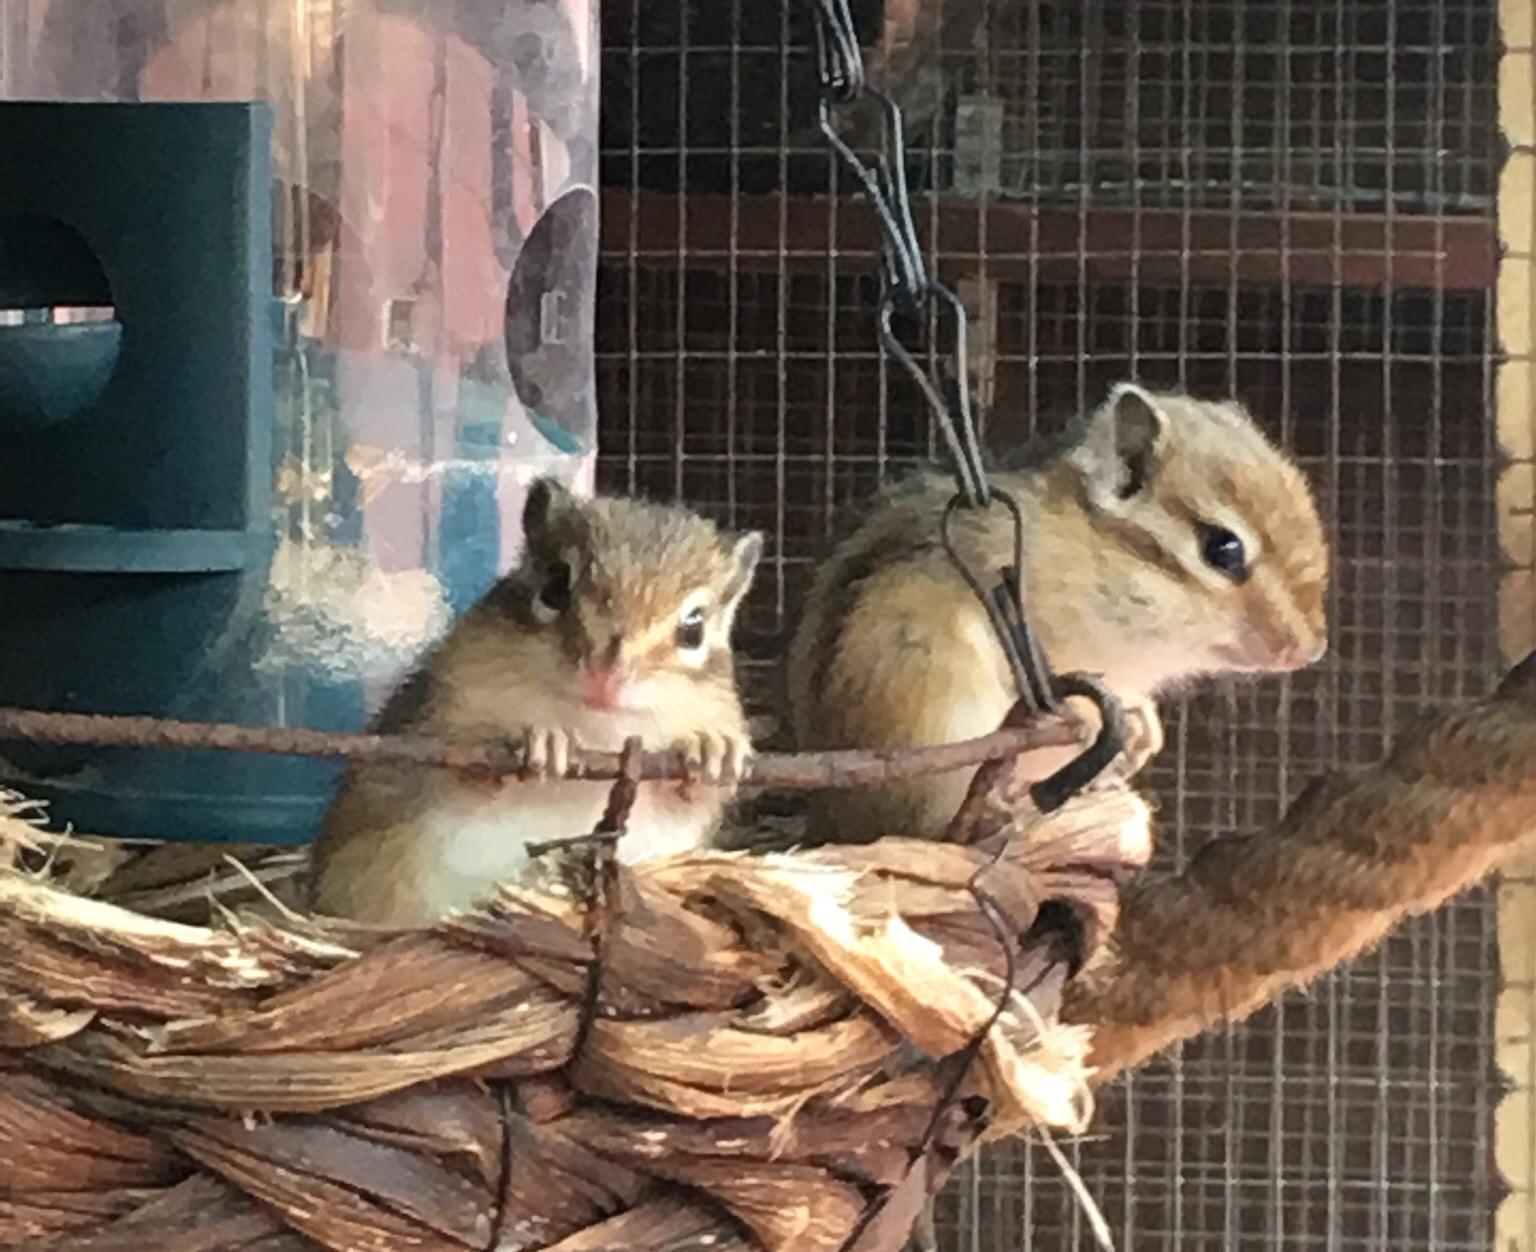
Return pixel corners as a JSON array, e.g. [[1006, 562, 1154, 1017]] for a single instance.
[[673, 731, 753, 786], [1118, 700, 1164, 777], [522, 725, 578, 780], [1092, 699, 1163, 786]]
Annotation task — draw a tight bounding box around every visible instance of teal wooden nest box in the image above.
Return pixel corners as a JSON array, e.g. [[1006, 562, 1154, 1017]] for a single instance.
[[0, 101, 298, 840]]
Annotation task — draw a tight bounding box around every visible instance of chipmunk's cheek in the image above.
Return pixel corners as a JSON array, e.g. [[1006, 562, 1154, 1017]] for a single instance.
[[1210, 641, 1259, 670], [1211, 623, 1299, 672], [610, 672, 658, 713]]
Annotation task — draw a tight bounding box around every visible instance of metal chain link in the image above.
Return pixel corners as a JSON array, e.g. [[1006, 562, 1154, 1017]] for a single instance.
[[804, 0, 1126, 807], [802, 19, 1129, 1249]]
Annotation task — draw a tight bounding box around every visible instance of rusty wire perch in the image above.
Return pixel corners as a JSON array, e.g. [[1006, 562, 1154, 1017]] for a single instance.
[[0, 705, 1085, 791]]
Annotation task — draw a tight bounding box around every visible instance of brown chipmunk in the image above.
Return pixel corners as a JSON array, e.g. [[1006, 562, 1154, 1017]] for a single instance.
[[788, 382, 1329, 845], [309, 478, 763, 926]]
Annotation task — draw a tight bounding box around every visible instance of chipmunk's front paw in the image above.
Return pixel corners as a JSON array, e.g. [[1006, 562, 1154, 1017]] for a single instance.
[[1095, 699, 1162, 785], [521, 725, 579, 780], [673, 730, 753, 786], [1121, 700, 1164, 774]]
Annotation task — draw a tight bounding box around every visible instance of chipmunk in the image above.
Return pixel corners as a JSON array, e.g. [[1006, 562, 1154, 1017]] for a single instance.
[[787, 382, 1329, 845], [309, 477, 763, 926]]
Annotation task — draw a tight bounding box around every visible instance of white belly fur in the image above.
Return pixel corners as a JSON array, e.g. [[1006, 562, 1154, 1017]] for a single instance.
[[411, 779, 712, 919]]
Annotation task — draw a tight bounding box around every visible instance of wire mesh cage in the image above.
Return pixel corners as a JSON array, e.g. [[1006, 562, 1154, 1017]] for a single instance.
[[596, 0, 1507, 1248], [928, 0, 1497, 213]]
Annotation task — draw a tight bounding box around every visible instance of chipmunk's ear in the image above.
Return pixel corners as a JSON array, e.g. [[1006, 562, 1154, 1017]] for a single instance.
[[522, 477, 580, 547], [720, 531, 764, 616], [1074, 382, 1168, 509]]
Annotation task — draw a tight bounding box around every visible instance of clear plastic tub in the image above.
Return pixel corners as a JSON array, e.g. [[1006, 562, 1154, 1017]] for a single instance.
[[0, 1, 599, 842]]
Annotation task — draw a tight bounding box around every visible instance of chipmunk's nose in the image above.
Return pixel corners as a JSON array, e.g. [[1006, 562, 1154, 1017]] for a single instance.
[[1273, 635, 1326, 671], [578, 658, 631, 711]]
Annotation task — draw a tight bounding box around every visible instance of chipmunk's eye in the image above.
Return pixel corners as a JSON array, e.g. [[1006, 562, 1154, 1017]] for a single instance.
[[535, 561, 572, 620], [1198, 524, 1248, 583], [675, 606, 706, 651]]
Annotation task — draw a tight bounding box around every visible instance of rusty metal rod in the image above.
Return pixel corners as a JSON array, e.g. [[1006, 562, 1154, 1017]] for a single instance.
[[0, 706, 1085, 792]]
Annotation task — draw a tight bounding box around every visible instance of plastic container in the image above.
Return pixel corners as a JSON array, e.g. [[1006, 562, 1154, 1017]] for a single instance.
[[0, 0, 599, 843]]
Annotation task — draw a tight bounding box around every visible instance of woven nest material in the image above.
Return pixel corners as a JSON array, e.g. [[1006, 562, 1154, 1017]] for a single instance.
[[12, 653, 1536, 1250], [0, 785, 1151, 1252]]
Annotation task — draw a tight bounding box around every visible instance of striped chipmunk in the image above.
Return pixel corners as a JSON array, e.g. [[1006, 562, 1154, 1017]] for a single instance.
[[787, 382, 1329, 845], [310, 477, 763, 925]]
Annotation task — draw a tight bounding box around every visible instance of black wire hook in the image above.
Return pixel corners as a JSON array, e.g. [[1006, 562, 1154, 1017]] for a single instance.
[[1030, 673, 1127, 814], [938, 489, 1054, 708], [803, 0, 1129, 807], [811, 0, 864, 103]]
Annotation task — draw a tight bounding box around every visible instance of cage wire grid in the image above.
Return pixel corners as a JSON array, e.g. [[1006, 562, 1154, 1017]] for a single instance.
[[594, 0, 1504, 1248]]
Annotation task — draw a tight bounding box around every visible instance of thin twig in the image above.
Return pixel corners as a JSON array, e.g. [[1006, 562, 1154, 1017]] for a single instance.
[[0, 706, 1085, 792], [945, 698, 1040, 844]]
